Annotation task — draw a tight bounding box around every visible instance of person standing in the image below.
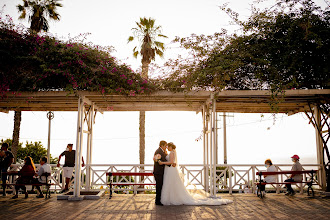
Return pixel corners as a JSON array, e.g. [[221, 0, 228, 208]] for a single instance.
[[285, 155, 303, 196], [57, 144, 84, 192], [0, 143, 14, 196], [153, 140, 167, 206]]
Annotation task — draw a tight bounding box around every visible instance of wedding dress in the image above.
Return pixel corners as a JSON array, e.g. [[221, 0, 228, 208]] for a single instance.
[[161, 150, 233, 205]]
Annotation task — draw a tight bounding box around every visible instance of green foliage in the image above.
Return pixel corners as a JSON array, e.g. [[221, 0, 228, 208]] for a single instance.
[[161, 0, 330, 93], [17, 0, 62, 33], [0, 14, 156, 99], [128, 17, 168, 70], [1, 138, 58, 164]]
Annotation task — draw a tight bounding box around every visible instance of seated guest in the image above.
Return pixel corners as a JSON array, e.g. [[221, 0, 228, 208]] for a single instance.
[[11, 156, 42, 199], [264, 159, 277, 183], [258, 159, 277, 196], [34, 156, 52, 198], [284, 154, 303, 196]]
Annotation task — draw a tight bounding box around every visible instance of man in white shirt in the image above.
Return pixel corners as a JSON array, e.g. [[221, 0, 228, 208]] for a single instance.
[[34, 156, 52, 198]]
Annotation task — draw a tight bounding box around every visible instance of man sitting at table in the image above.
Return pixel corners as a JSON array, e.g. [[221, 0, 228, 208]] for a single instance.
[[34, 156, 51, 198]]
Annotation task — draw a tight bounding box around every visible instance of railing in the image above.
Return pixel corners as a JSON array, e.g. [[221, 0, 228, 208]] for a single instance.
[[6, 164, 322, 194], [7, 164, 65, 190]]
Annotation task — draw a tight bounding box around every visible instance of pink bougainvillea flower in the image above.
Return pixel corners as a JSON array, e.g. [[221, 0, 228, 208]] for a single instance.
[[112, 67, 117, 73], [129, 90, 136, 96], [127, 79, 133, 85]]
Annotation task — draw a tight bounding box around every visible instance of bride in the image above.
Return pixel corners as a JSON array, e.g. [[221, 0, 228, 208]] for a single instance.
[[158, 142, 232, 205]]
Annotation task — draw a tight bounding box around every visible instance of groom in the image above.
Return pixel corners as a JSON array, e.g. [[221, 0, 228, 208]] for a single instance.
[[153, 140, 168, 206]]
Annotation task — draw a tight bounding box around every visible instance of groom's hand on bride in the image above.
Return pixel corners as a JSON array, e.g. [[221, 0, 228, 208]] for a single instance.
[[158, 161, 163, 165]]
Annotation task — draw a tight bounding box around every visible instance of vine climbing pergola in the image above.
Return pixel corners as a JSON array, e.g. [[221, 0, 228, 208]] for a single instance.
[[0, 89, 329, 198]]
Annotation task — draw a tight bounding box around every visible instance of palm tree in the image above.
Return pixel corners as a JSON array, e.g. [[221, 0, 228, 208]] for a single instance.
[[17, 0, 62, 33], [12, 111, 22, 163], [128, 17, 167, 167], [12, 0, 62, 162]]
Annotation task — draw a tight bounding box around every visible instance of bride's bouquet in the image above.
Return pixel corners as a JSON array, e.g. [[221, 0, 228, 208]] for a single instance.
[[154, 154, 161, 162]]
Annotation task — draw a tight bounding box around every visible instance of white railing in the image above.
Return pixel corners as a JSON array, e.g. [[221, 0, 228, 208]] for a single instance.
[[7, 164, 65, 190], [5, 164, 322, 194]]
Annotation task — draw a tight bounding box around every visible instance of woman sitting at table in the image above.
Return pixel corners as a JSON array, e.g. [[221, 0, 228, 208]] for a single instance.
[[12, 156, 42, 199]]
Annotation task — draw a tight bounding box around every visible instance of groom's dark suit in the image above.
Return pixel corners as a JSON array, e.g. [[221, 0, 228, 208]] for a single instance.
[[153, 147, 167, 204]]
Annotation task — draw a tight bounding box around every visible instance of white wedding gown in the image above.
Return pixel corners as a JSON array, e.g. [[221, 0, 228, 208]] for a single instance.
[[161, 150, 233, 205]]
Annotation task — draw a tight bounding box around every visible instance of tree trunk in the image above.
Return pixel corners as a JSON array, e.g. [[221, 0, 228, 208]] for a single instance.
[[139, 60, 149, 168], [139, 61, 149, 191], [141, 61, 149, 79], [12, 111, 22, 163], [139, 111, 145, 166]]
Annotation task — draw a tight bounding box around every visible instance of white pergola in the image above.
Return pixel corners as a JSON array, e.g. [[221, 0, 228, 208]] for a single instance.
[[1, 89, 329, 198]]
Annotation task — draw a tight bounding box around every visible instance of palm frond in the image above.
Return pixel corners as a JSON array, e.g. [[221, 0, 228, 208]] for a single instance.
[[16, 0, 62, 32], [133, 51, 139, 58], [158, 34, 168, 38], [129, 17, 166, 63], [128, 36, 134, 43], [154, 41, 165, 50], [155, 48, 164, 57]]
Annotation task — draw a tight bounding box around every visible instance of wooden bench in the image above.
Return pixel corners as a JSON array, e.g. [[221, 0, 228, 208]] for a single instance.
[[4, 172, 54, 198], [106, 172, 155, 199], [255, 170, 317, 198]]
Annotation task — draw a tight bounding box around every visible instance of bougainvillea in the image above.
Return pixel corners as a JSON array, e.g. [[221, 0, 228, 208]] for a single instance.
[[0, 14, 157, 98]]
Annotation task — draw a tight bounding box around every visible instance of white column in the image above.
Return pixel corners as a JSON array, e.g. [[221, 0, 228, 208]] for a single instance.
[[205, 106, 210, 192], [85, 105, 94, 190], [202, 105, 207, 191], [211, 97, 217, 196], [46, 112, 52, 163], [208, 103, 213, 196], [223, 113, 227, 164], [73, 97, 84, 199], [209, 101, 213, 195], [89, 105, 94, 187], [215, 112, 218, 164], [314, 106, 326, 190]]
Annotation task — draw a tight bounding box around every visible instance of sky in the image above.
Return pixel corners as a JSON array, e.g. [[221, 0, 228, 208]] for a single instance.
[[0, 0, 327, 165]]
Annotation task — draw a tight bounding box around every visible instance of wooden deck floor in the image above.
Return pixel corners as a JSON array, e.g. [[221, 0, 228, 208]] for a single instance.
[[0, 193, 329, 219]]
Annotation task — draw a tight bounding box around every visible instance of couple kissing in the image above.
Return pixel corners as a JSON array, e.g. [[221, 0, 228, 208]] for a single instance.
[[152, 140, 232, 206]]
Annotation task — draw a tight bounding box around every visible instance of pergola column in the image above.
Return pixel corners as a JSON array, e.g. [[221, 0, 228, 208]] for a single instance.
[[85, 104, 95, 190], [204, 94, 217, 197], [211, 95, 217, 196], [202, 105, 208, 192], [314, 106, 327, 190], [73, 97, 84, 199]]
